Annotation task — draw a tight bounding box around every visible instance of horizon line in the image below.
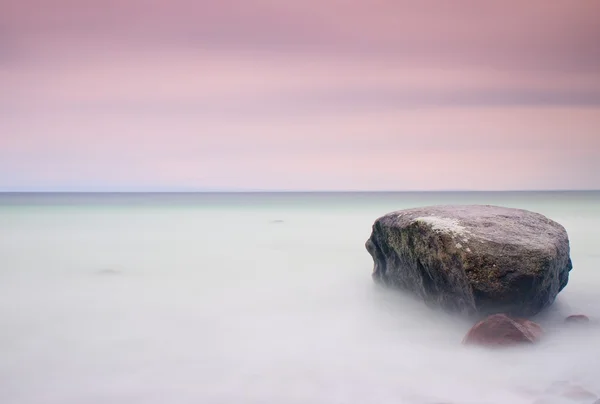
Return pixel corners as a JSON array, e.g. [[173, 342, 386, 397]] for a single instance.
[[1, 189, 599, 194]]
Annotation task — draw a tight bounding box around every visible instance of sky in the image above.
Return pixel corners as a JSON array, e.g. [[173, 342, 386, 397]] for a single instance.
[[1, 0, 599, 191]]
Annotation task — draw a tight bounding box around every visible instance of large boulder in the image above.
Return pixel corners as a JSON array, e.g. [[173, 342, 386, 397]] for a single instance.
[[365, 205, 572, 316]]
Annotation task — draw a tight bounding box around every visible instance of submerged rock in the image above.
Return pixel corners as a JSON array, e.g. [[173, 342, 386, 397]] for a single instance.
[[560, 386, 598, 401], [544, 381, 598, 403], [365, 205, 572, 316], [565, 314, 590, 324], [462, 313, 543, 346]]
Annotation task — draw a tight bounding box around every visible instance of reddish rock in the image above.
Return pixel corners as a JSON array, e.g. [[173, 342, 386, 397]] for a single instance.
[[462, 313, 543, 346], [560, 385, 597, 401], [565, 314, 590, 324], [517, 318, 543, 340], [544, 381, 598, 402]]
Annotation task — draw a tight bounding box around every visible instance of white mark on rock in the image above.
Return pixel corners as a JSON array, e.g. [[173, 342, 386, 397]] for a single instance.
[[414, 216, 467, 236], [466, 248, 472, 252], [456, 243, 462, 249]]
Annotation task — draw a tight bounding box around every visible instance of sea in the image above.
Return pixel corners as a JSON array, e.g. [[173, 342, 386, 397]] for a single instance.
[[1, 191, 599, 404]]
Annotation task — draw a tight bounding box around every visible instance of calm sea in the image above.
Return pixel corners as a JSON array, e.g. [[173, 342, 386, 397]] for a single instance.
[[1, 192, 599, 404]]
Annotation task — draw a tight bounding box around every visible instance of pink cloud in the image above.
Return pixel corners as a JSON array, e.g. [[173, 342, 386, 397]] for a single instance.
[[2, 104, 598, 190], [1, 0, 599, 190]]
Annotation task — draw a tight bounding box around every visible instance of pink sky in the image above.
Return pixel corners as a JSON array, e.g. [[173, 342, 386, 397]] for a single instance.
[[1, 0, 599, 191]]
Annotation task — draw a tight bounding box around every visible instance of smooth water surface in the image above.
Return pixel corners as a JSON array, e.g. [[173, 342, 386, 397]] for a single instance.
[[1, 192, 599, 404]]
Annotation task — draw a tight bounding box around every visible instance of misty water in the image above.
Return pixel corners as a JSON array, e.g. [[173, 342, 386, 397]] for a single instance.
[[1, 192, 599, 404]]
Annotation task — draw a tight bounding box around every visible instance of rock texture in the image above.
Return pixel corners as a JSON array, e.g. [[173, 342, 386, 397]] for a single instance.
[[365, 205, 572, 316], [462, 313, 543, 346]]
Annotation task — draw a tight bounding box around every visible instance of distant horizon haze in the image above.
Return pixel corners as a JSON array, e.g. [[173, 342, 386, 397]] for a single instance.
[[1, 188, 600, 194]]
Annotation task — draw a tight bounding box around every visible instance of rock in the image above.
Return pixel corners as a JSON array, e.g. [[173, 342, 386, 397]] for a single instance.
[[565, 314, 590, 324], [365, 205, 572, 316], [517, 318, 544, 340], [462, 313, 543, 346], [560, 385, 597, 401], [545, 381, 598, 402]]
